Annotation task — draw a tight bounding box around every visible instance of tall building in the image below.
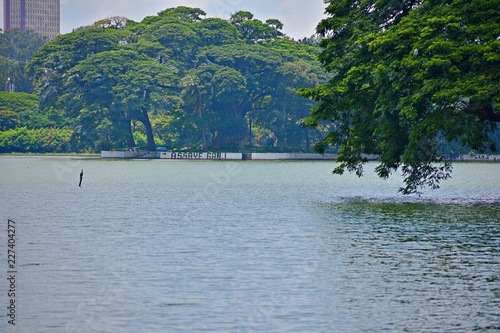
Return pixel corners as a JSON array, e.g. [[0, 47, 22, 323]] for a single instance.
[[3, 0, 60, 39]]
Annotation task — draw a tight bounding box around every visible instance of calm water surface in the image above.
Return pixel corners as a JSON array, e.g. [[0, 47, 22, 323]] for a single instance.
[[0, 156, 499, 332]]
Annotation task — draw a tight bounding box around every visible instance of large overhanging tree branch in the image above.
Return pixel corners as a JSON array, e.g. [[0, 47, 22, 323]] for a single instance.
[[299, 0, 499, 195]]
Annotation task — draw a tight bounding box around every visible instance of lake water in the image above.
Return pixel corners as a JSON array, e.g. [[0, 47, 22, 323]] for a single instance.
[[0, 156, 499, 332]]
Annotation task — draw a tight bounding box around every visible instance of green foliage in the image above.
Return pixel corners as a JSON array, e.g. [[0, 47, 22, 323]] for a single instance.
[[0, 29, 48, 62], [0, 127, 72, 153], [0, 109, 19, 130], [158, 7, 206, 23], [254, 60, 319, 151], [0, 92, 61, 128], [301, 0, 500, 194], [92, 16, 130, 30], [0, 92, 38, 114], [60, 49, 178, 150], [25, 6, 326, 153], [0, 29, 48, 92], [0, 91, 73, 152], [195, 18, 240, 46], [230, 11, 254, 25], [238, 19, 282, 43]]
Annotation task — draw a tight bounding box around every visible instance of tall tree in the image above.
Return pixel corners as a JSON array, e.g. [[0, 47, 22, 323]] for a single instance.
[[27, 27, 136, 111], [25, 6, 327, 153], [181, 71, 208, 150], [92, 16, 130, 29], [61, 50, 176, 150], [158, 6, 206, 23], [197, 64, 248, 149], [195, 18, 240, 46], [255, 60, 319, 151], [229, 11, 254, 25], [0, 29, 48, 62], [300, 0, 500, 194], [197, 42, 283, 148]]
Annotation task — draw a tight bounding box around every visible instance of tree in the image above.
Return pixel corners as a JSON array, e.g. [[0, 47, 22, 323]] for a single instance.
[[27, 27, 136, 111], [195, 18, 240, 46], [0, 109, 19, 130], [0, 29, 48, 92], [0, 29, 48, 62], [229, 11, 254, 25], [255, 61, 319, 151], [92, 16, 130, 29], [299, 0, 500, 194], [196, 64, 248, 149], [144, 20, 199, 65], [266, 19, 284, 32], [244, 20, 282, 42], [180, 71, 208, 150], [25, 6, 327, 153], [61, 50, 177, 150], [197, 42, 283, 148], [0, 91, 59, 128], [158, 7, 206, 23]]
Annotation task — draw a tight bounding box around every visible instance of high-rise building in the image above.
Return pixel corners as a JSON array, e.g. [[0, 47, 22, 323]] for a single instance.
[[3, 0, 60, 39]]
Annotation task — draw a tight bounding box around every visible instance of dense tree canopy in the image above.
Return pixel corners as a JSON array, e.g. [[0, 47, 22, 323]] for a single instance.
[[299, 0, 500, 194], [25, 6, 325, 152], [0, 91, 72, 152], [0, 29, 48, 93]]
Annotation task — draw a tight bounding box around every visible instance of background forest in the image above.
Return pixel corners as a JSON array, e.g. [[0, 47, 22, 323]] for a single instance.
[[1, 1, 498, 176], [0, 7, 328, 153]]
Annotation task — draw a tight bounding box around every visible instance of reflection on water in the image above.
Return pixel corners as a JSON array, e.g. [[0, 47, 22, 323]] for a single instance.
[[0, 157, 498, 332]]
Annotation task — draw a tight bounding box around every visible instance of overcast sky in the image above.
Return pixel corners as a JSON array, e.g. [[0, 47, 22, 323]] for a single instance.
[[1, 0, 327, 40]]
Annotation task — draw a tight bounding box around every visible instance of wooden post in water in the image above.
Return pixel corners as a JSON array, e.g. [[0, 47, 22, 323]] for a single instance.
[[79, 169, 83, 187]]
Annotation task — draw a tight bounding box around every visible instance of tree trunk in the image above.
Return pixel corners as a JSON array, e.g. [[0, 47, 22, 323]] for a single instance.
[[212, 131, 246, 150], [201, 126, 208, 151], [126, 120, 136, 148], [141, 108, 156, 151], [105, 135, 111, 151], [197, 105, 208, 151], [248, 116, 253, 146]]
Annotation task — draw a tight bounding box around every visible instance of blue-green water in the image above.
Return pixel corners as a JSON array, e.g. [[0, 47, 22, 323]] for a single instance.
[[0, 156, 499, 332]]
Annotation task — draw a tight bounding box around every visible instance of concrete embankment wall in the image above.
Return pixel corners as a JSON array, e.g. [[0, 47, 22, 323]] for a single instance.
[[455, 154, 500, 162], [160, 152, 242, 160], [244, 153, 338, 160], [101, 151, 499, 162], [101, 151, 159, 159], [244, 153, 380, 160], [102, 151, 381, 161], [101, 151, 137, 158]]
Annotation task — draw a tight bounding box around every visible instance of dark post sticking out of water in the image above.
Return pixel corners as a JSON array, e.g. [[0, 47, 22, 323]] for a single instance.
[[79, 169, 83, 187]]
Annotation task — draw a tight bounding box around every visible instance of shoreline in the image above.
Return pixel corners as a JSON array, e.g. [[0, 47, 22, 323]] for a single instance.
[[1, 152, 499, 162], [100, 151, 500, 162], [0, 153, 100, 157]]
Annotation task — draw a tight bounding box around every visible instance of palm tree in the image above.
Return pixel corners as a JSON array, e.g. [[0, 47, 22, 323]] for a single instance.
[[181, 72, 208, 150]]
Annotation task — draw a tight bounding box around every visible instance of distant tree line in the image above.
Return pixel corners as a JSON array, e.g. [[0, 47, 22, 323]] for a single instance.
[[1, 7, 330, 153], [0, 28, 73, 153], [1, 3, 497, 196]]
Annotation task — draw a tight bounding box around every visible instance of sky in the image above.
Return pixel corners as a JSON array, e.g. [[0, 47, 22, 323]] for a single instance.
[[1, 0, 327, 40]]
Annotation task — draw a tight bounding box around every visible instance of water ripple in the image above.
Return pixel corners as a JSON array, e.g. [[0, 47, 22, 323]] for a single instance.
[[0, 157, 498, 332]]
